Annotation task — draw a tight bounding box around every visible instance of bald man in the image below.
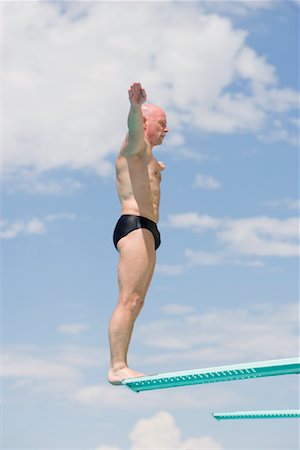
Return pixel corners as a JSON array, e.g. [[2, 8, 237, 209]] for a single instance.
[[108, 83, 169, 385]]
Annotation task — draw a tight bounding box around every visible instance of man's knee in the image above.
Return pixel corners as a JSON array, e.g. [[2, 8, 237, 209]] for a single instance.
[[119, 291, 145, 311]]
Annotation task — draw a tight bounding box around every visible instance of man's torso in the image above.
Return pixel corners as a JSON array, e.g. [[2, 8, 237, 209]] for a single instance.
[[115, 142, 165, 223]]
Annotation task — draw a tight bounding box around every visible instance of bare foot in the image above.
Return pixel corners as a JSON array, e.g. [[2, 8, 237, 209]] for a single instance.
[[108, 367, 146, 386]]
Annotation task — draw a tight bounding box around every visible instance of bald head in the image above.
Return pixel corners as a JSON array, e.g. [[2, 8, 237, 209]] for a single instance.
[[141, 104, 166, 119], [141, 104, 168, 147]]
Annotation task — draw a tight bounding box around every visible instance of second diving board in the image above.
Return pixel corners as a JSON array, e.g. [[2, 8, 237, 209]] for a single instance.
[[213, 410, 300, 420]]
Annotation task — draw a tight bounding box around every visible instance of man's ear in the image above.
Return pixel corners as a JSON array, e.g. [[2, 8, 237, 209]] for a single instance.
[[143, 116, 147, 129]]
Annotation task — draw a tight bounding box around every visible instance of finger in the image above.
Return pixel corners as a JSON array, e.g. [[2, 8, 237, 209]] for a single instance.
[[133, 82, 141, 92]]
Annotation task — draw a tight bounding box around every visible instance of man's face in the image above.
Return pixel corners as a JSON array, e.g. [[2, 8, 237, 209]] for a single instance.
[[145, 110, 169, 146]]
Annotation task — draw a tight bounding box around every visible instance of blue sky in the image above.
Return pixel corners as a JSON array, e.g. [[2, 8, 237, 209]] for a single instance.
[[2, 1, 299, 449]]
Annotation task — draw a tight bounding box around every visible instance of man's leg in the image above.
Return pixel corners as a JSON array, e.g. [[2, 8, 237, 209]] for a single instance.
[[108, 228, 156, 384]]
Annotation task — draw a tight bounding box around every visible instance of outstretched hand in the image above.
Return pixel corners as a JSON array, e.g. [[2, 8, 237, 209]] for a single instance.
[[128, 82, 147, 106]]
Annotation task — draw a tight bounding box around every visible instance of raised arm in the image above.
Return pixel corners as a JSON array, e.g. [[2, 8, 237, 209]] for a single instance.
[[122, 83, 147, 156]]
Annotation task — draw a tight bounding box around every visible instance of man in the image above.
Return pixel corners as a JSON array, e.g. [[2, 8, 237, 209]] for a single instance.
[[108, 82, 169, 385]]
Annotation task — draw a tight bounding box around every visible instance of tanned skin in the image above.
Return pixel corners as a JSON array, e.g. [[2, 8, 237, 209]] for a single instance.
[[108, 83, 168, 384]]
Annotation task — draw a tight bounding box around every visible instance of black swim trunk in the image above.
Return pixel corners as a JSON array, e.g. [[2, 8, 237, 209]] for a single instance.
[[113, 215, 161, 251]]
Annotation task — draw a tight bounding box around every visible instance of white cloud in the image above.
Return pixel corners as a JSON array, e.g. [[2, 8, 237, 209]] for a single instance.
[[156, 264, 185, 276], [166, 132, 185, 147], [45, 212, 75, 222], [97, 411, 222, 450], [185, 249, 228, 266], [264, 198, 300, 211], [163, 146, 208, 163], [185, 248, 265, 267], [75, 381, 241, 412], [3, 1, 299, 183], [259, 119, 300, 146], [57, 323, 89, 336], [2, 343, 104, 398], [167, 212, 299, 258], [180, 436, 223, 450], [96, 446, 119, 450], [162, 304, 196, 316], [0, 345, 110, 404], [58, 345, 105, 369], [4, 169, 83, 195], [136, 302, 298, 364], [194, 174, 221, 190], [218, 216, 299, 257], [235, 46, 276, 85], [200, 0, 276, 17], [255, 86, 299, 113], [3, 346, 80, 388], [196, 93, 266, 133], [168, 213, 220, 232], [0, 218, 46, 238], [0, 213, 75, 239], [25, 218, 45, 234], [130, 411, 223, 450], [130, 411, 182, 449], [97, 411, 223, 450], [73, 384, 131, 408]]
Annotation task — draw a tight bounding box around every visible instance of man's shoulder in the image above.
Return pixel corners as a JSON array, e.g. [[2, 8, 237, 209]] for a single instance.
[[119, 133, 149, 158]]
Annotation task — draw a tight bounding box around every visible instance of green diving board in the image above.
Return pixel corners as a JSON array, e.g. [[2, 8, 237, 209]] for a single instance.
[[213, 410, 300, 420], [122, 357, 300, 393]]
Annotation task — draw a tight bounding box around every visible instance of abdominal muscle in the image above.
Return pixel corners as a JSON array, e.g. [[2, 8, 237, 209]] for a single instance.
[[120, 200, 159, 223], [116, 154, 162, 223]]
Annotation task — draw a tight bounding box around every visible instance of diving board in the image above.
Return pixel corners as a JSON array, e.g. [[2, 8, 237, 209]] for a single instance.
[[213, 410, 300, 420], [122, 357, 300, 392]]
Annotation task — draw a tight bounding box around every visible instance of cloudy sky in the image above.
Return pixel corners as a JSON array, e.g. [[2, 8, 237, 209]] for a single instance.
[[2, 1, 299, 449]]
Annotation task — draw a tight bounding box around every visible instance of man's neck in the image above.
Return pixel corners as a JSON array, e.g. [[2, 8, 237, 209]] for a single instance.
[[145, 138, 154, 152]]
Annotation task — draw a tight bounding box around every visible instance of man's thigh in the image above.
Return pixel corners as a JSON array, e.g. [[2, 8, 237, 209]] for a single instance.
[[117, 228, 156, 297]]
